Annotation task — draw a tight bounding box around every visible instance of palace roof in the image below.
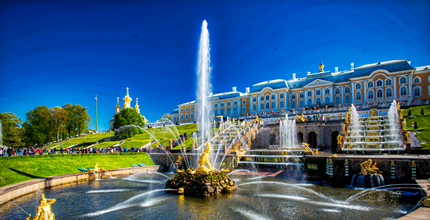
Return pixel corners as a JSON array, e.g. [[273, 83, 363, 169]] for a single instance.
[[350, 60, 413, 78], [211, 91, 244, 100], [250, 79, 289, 92], [170, 109, 179, 114]]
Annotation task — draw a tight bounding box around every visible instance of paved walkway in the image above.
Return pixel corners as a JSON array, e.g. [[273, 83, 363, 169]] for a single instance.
[[398, 179, 429, 220]]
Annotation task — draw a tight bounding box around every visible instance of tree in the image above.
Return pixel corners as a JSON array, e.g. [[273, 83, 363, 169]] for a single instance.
[[50, 107, 69, 143], [63, 104, 91, 137], [23, 106, 52, 146], [414, 121, 418, 129], [0, 112, 25, 147], [159, 113, 172, 122], [421, 108, 424, 116], [113, 108, 146, 130]]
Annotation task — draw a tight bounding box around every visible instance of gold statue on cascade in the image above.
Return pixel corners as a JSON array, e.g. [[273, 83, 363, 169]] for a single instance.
[[196, 143, 213, 174], [26, 194, 56, 220], [359, 159, 382, 175]]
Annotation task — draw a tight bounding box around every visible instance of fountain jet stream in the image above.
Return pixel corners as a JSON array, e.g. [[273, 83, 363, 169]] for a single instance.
[[196, 20, 213, 163], [345, 184, 423, 202], [0, 200, 30, 216]]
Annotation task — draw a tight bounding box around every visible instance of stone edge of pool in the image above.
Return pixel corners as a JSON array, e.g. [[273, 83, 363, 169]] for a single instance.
[[0, 165, 161, 206], [398, 179, 430, 220]]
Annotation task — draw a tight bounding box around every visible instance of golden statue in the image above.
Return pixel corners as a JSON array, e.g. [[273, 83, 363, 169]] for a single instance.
[[88, 163, 105, 173], [26, 194, 56, 220], [342, 123, 346, 132], [402, 119, 406, 130], [196, 143, 213, 174], [359, 159, 382, 175], [400, 109, 404, 119], [302, 142, 312, 153], [175, 156, 183, 166], [319, 62, 324, 72], [220, 168, 230, 173], [397, 102, 400, 111], [256, 116, 262, 123], [337, 134, 343, 144], [186, 168, 196, 174], [295, 114, 305, 122], [175, 169, 185, 173], [405, 131, 411, 144]]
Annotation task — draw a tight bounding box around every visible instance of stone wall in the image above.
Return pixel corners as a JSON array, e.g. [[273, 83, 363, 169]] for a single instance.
[[0, 166, 160, 205], [305, 156, 430, 185], [150, 153, 235, 171]]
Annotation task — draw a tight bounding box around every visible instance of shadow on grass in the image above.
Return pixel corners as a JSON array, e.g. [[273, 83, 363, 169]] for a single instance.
[[9, 168, 45, 179]]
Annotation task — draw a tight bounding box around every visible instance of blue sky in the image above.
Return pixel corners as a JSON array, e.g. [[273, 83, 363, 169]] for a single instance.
[[0, 0, 429, 131]]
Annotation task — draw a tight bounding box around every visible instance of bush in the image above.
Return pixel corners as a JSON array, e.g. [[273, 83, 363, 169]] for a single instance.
[[408, 110, 411, 116], [414, 121, 418, 129], [421, 108, 424, 115]]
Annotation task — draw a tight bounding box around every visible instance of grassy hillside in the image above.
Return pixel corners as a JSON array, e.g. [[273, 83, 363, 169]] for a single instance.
[[402, 105, 430, 149], [0, 153, 155, 186], [44, 124, 198, 150]]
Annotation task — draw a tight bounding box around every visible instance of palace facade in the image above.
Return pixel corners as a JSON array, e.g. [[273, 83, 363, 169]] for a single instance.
[[171, 60, 430, 124]]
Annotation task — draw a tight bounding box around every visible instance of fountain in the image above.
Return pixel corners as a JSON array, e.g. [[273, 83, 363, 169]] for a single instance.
[[25, 194, 56, 220], [342, 101, 405, 152], [350, 159, 388, 188]]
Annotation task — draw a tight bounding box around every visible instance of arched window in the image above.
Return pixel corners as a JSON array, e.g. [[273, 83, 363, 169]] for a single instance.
[[242, 100, 246, 104], [414, 77, 420, 83], [307, 91, 312, 96], [181, 114, 183, 120], [271, 95, 275, 99], [300, 93, 304, 98], [253, 97, 257, 102], [253, 104, 256, 111], [242, 106, 246, 114], [325, 97, 330, 104], [214, 104, 218, 107], [308, 99, 312, 106], [335, 96, 340, 104], [401, 87, 407, 96], [376, 80, 383, 87], [181, 108, 183, 112], [173, 116, 176, 121], [345, 87, 350, 93], [185, 107, 188, 111], [377, 90, 383, 98], [221, 103, 224, 107], [233, 101, 237, 105], [260, 103, 264, 110], [386, 79, 392, 86], [185, 113, 188, 119], [400, 77, 407, 84], [316, 98, 321, 105], [368, 82, 373, 88], [325, 89, 330, 95], [316, 90, 321, 96], [300, 101, 304, 108], [260, 96, 264, 101], [190, 107, 193, 111], [414, 87, 421, 97], [345, 95, 350, 103], [355, 83, 361, 90], [266, 103, 270, 109], [368, 91, 374, 99], [233, 108, 238, 115], [266, 95, 270, 100], [292, 101, 296, 109], [292, 94, 296, 99], [227, 102, 231, 106], [356, 92, 361, 100], [271, 102, 275, 109], [227, 108, 231, 115], [221, 109, 225, 115], [280, 101, 284, 108], [280, 93, 284, 99], [190, 113, 193, 119], [386, 89, 392, 97], [335, 88, 340, 94]]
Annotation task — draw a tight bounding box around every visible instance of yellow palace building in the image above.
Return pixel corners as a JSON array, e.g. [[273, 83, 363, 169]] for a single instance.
[[171, 60, 430, 124]]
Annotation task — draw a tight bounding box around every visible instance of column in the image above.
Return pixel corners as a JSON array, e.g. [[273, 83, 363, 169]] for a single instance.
[[304, 90, 308, 107], [330, 86, 334, 104], [408, 73, 413, 101], [363, 80, 367, 103], [341, 86, 344, 106], [351, 82, 355, 103], [275, 92, 278, 111], [393, 76, 397, 99], [238, 98, 241, 117]]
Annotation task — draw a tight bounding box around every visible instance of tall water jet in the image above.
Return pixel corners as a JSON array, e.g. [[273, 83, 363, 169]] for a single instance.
[[196, 20, 213, 162], [388, 100, 402, 144], [279, 115, 300, 149]]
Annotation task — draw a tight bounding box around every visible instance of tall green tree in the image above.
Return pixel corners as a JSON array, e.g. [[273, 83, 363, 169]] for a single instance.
[[113, 108, 146, 130], [62, 104, 91, 137], [0, 112, 25, 147], [159, 113, 172, 122], [50, 107, 69, 143], [23, 106, 52, 146]]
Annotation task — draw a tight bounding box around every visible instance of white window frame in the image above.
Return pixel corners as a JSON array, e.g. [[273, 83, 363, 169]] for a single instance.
[[376, 79, 383, 87], [355, 92, 361, 100], [367, 82, 374, 88], [413, 86, 421, 97], [376, 89, 383, 98], [400, 77, 407, 84], [400, 86, 407, 96], [368, 90, 374, 99], [386, 88, 392, 97], [355, 83, 361, 90], [413, 76, 421, 84], [385, 78, 392, 86]]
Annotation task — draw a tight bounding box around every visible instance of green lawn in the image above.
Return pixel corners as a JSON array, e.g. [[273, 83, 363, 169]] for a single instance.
[[44, 124, 198, 150], [0, 153, 155, 186], [402, 105, 430, 149]]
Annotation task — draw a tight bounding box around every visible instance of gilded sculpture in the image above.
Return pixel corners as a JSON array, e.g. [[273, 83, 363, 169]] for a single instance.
[[175, 155, 183, 166], [342, 123, 346, 132], [319, 62, 324, 72], [88, 163, 105, 173], [337, 134, 343, 144], [397, 102, 400, 111], [196, 143, 213, 174], [405, 131, 410, 144], [295, 114, 305, 122], [400, 109, 404, 119], [359, 159, 382, 175], [402, 119, 406, 130], [25, 194, 56, 220]]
